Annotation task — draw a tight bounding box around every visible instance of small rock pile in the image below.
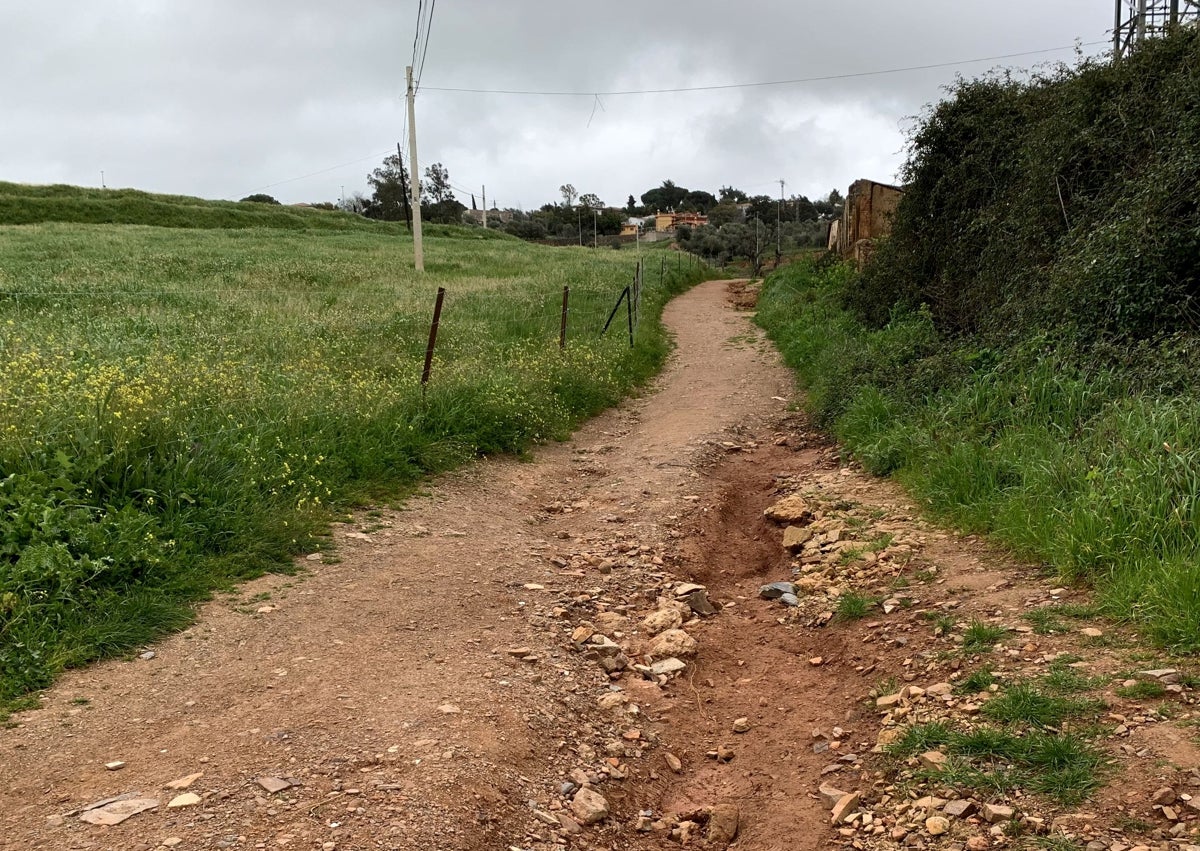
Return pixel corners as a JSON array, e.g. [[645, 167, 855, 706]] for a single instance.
[[755, 478, 937, 626]]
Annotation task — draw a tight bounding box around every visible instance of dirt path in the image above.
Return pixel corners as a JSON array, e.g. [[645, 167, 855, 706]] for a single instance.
[[3, 279, 1195, 851], [0, 279, 797, 850]]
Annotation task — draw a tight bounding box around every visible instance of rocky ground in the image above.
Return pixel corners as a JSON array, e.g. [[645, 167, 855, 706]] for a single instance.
[[2, 279, 1198, 851]]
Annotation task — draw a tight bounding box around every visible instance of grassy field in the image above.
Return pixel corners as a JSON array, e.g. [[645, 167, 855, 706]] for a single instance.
[[0, 188, 709, 707]]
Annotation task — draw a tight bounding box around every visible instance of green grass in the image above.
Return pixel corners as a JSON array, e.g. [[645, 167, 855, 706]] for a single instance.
[[962, 620, 1008, 653], [0, 190, 714, 706], [835, 590, 874, 620], [885, 721, 953, 757], [924, 612, 956, 637], [892, 675, 1110, 805], [0, 181, 420, 232], [837, 546, 868, 565], [1039, 657, 1107, 694], [1024, 607, 1070, 635], [982, 682, 1103, 727], [873, 675, 900, 697], [893, 718, 1108, 806], [1116, 680, 1168, 700], [1030, 834, 1086, 850], [955, 667, 996, 694]]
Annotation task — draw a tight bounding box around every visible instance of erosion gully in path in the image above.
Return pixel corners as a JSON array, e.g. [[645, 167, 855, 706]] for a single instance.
[[3, 279, 1196, 851]]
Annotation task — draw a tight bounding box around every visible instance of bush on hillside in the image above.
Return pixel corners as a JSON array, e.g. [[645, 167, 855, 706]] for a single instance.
[[853, 29, 1200, 344]]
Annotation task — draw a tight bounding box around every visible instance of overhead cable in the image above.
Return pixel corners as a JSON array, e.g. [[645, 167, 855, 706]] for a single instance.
[[416, 0, 437, 87], [420, 41, 1108, 97]]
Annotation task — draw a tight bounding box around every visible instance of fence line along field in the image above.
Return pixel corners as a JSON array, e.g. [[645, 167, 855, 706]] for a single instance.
[[0, 188, 709, 709]]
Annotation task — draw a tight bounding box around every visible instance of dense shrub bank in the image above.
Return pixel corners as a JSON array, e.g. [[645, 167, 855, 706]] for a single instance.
[[757, 31, 1200, 649], [759, 260, 1200, 648], [853, 29, 1200, 342]]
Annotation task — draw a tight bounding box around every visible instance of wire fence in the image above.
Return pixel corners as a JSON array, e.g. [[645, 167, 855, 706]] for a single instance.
[[0, 252, 705, 466]]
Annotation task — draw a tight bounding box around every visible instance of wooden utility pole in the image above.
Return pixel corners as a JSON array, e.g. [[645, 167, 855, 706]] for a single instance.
[[405, 65, 424, 272], [482, 185, 487, 229]]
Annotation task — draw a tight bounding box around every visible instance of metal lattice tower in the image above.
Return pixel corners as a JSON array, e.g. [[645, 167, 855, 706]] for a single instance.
[[1114, 0, 1200, 59]]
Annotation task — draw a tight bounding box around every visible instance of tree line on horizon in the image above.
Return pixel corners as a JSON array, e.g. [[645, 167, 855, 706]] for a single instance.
[[243, 153, 845, 263]]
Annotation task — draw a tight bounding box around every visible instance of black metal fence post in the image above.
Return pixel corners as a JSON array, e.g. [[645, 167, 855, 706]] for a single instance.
[[602, 286, 630, 336], [625, 279, 634, 347]]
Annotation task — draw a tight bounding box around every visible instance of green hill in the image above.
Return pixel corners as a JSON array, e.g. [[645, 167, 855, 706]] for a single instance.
[[0, 181, 503, 238]]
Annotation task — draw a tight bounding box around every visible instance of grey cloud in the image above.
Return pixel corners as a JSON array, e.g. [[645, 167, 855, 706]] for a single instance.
[[0, 1, 1114, 207]]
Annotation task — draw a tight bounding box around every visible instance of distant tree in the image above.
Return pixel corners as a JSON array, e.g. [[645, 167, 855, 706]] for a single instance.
[[682, 190, 717, 213], [814, 189, 845, 220], [239, 193, 280, 204], [343, 192, 371, 216], [707, 203, 742, 227], [504, 219, 548, 240], [366, 153, 412, 222], [585, 208, 625, 239], [626, 194, 638, 214], [745, 194, 776, 222], [640, 180, 688, 211], [718, 185, 748, 203], [422, 163, 456, 205], [686, 221, 774, 274], [790, 195, 818, 222], [417, 163, 464, 224], [578, 192, 603, 210], [559, 183, 578, 208]]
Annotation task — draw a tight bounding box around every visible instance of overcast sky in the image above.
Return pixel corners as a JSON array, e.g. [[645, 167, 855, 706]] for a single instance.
[[2, 2, 1114, 210]]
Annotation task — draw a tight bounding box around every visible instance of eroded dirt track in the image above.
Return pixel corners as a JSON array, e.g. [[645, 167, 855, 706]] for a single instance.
[[0, 279, 802, 850], [4, 279, 1195, 851]]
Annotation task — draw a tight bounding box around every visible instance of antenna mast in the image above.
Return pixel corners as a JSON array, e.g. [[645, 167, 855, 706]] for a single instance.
[[1114, 0, 1199, 60]]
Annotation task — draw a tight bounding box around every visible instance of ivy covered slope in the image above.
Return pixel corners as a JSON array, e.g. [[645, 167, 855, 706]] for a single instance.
[[757, 29, 1200, 648]]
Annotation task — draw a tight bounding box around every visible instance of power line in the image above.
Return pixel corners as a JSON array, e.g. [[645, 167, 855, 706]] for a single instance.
[[416, 0, 437, 87], [421, 41, 1109, 97], [410, 0, 425, 73], [243, 149, 396, 195], [241, 39, 1107, 203]]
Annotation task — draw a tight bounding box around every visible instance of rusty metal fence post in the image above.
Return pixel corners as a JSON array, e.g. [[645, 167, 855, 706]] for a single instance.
[[421, 286, 445, 388], [559, 285, 569, 350]]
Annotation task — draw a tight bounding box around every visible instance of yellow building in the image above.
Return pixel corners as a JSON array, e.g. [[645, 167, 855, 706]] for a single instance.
[[654, 211, 708, 232]]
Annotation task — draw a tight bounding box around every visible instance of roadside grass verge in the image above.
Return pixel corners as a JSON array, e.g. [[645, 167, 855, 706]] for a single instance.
[[0, 212, 713, 709], [755, 258, 1200, 650]]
